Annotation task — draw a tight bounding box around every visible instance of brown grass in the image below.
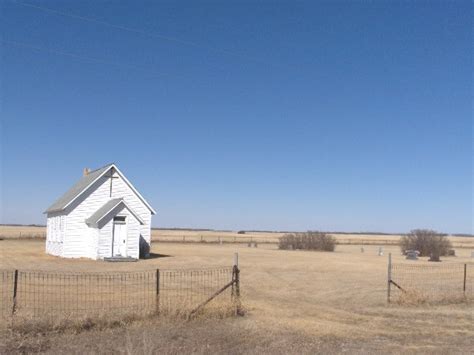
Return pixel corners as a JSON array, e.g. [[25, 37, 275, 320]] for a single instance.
[[3, 225, 473, 248], [1, 232, 473, 353]]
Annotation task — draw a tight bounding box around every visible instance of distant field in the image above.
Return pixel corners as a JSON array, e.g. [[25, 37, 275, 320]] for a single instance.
[[0, 225, 46, 238], [2, 225, 473, 249]]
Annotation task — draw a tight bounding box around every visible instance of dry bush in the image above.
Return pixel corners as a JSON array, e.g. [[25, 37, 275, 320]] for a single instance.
[[400, 229, 452, 257], [279, 231, 336, 252]]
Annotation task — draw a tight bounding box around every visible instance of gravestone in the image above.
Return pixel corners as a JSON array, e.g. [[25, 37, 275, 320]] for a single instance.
[[378, 247, 384, 256], [406, 250, 418, 260], [360, 247, 365, 253], [447, 249, 455, 256]]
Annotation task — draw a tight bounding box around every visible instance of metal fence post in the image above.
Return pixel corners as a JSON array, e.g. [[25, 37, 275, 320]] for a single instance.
[[463, 264, 467, 294], [12, 270, 19, 315], [156, 269, 160, 315], [387, 253, 392, 303]]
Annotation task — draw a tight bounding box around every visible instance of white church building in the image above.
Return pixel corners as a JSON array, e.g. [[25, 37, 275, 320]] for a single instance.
[[44, 163, 156, 260]]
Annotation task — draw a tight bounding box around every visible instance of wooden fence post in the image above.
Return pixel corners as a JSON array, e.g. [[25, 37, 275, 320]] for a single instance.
[[12, 270, 18, 315], [232, 253, 242, 315], [156, 269, 160, 315], [387, 253, 392, 303], [463, 264, 467, 294]]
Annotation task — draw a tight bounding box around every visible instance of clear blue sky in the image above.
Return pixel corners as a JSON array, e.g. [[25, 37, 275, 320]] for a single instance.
[[0, 0, 472, 233]]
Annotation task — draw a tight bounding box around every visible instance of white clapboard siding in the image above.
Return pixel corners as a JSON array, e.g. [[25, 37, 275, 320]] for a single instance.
[[62, 176, 111, 258], [98, 218, 113, 258], [46, 213, 65, 256], [88, 227, 100, 259], [110, 170, 152, 244]]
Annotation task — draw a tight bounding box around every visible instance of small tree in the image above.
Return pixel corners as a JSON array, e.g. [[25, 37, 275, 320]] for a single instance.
[[279, 231, 336, 252], [400, 229, 452, 258]]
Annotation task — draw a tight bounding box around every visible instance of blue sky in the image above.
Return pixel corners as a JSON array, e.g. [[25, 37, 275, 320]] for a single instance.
[[0, 0, 472, 233]]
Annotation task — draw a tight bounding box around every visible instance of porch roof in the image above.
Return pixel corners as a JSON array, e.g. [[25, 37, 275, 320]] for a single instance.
[[85, 198, 145, 228]]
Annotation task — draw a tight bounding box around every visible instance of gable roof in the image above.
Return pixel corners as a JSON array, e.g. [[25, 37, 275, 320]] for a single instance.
[[44, 163, 156, 214], [85, 198, 145, 228]]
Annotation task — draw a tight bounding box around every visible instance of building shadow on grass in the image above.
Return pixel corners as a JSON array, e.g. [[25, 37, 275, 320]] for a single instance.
[[146, 252, 172, 259]]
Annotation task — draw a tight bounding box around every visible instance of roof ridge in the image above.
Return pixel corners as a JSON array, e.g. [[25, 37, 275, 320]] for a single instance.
[[88, 163, 114, 174]]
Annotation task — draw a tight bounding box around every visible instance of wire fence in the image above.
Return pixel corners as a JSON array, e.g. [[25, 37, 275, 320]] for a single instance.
[[0, 266, 239, 320], [152, 235, 278, 245], [2, 232, 474, 250], [0, 232, 47, 240], [388, 260, 473, 303]]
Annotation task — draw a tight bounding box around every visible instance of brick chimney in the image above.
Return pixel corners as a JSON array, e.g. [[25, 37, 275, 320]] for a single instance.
[[83, 167, 90, 176]]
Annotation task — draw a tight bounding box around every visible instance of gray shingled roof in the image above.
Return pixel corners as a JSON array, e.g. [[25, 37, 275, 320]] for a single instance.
[[45, 164, 113, 213], [85, 198, 144, 227]]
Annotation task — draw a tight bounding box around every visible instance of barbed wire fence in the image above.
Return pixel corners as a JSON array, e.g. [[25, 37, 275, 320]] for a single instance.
[[0, 255, 241, 320], [387, 253, 473, 303]]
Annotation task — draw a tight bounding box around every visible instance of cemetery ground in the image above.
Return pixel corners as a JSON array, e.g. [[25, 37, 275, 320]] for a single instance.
[[0, 234, 473, 353]]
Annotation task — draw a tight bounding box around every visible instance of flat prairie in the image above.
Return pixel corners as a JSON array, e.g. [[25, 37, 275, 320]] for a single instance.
[[2, 225, 473, 248], [0, 232, 473, 354]]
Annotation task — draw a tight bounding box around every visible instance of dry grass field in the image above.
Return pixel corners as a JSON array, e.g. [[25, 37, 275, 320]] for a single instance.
[[0, 225, 47, 239], [2, 225, 474, 248], [1, 231, 473, 354]]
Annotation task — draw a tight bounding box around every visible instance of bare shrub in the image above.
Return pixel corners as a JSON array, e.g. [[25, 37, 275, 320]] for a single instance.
[[400, 229, 452, 257], [279, 231, 336, 252]]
